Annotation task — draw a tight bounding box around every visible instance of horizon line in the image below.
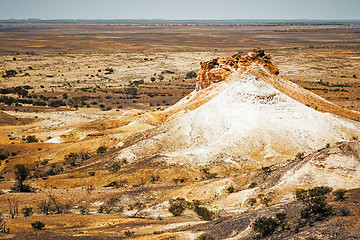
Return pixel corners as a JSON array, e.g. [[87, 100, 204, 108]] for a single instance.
[[1, 18, 360, 21]]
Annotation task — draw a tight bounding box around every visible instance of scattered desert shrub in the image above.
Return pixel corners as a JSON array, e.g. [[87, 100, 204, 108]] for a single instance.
[[196, 235, 215, 240], [105, 68, 114, 74], [79, 205, 89, 215], [169, 198, 189, 217], [21, 207, 33, 217], [98, 197, 122, 214], [109, 162, 122, 172], [88, 171, 95, 176], [2, 70, 18, 78], [25, 135, 39, 143], [258, 192, 274, 207], [129, 202, 145, 217], [248, 182, 257, 188], [104, 179, 127, 188], [97, 146, 107, 154], [150, 175, 160, 183], [248, 198, 257, 206], [124, 87, 138, 98], [194, 205, 215, 221], [226, 186, 235, 193], [173, 178, 185, 184], [64, 150, 90, 167], [252, 216, 279, 237], [333, 189, 347, 201], [295, 186, 333, 221], [124, 230, 135, 237], [37, 200, 52, 215], [31, 221, 45, 230], [202, 168, 217, 179], [37, 193, 71, 215]]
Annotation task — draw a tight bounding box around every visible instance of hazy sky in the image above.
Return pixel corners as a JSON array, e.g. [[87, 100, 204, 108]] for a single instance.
[[0, 0, 359, 20]]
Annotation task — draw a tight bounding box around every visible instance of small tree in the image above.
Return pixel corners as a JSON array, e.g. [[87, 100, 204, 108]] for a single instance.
[[13, 164, 31, 192], [252, 216, 279, 237]]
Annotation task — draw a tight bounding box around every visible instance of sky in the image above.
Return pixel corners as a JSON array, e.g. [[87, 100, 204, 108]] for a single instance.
[[0, 0, 359, 20]]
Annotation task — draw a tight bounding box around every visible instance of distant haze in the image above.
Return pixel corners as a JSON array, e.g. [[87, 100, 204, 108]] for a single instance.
[[0, 0, 359, 20]]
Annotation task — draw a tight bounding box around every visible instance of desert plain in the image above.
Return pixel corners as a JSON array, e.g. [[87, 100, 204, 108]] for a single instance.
[[0, 21, 359, 239]]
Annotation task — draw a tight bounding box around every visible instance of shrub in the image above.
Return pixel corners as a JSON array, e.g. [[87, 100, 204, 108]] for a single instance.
[[110, 162, 122, 172], [64, 150, 90, 167], [64, 152, 79, 166], [124, 230, 134, 237], [79, 205, 89, 215], [150, 175, 160, 183], [21, 207, 33, 217], [202, 168, 217, 179], [196, 235, 215, 240], [226, 186, 235, 193], [295, 186, 333, 221], [129, 202, 145, 218], [2, 70, 18, 78], [124, 87, 138, 98], [169, 198, 189, 217], [248, 182, 257, 188], [37, 200, 52, 215], [31, 221, 45, 230], [98, 197, 122, 214], [88, 171, 95, 176], [194, 205, 214, 221], [248, 198, 257, 206], [333, 189, 347, 201], [25, 135, 39, 143], [258, 192, 274, 207], [97, 146, 107, 154], [252, 217, 279, 237]]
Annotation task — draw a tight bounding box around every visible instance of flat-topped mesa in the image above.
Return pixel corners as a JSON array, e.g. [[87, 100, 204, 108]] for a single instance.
[[196, 49, 279, 90]]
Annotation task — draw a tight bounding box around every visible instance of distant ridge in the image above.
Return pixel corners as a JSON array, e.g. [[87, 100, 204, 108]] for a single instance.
[[1, 19, 359, 26]]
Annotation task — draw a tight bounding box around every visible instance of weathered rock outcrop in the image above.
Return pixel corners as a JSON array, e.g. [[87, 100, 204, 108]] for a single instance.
[[196, 48, 279, 90]]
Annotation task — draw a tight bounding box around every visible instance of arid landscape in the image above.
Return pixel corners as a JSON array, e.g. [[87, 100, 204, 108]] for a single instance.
[[0, 21, 360, 239]]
